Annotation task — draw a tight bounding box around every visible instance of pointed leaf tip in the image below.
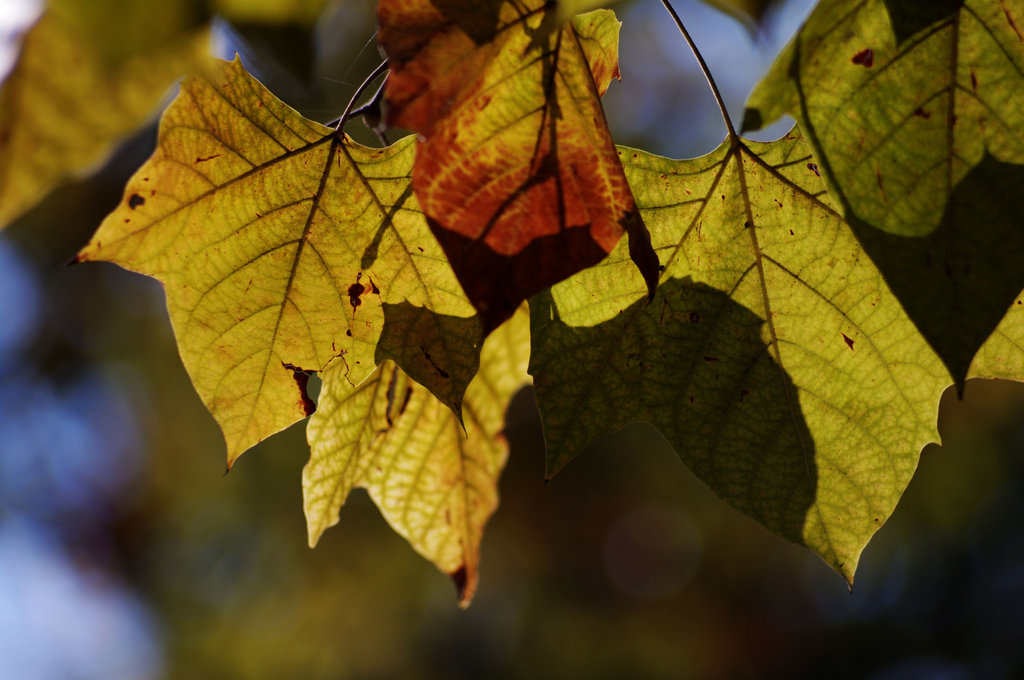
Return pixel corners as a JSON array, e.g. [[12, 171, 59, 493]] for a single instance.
[[530, 133, 949, 580], [450, 565, 473, 608], [746, 0, 1024, 382], [304, 308, 531, 607]]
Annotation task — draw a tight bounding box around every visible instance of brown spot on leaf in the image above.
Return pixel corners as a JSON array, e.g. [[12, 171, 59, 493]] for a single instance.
[[851, 48, 874, 67], [195, 153, 221, 163], [128, 193, 145, 209], [450, 565, 468, 603], [842, 333, 855, 351], [1002, 0, 1024, 42], [398, 386, 413, 416], [970, 69, 978, 95], [282, 362, 316, 416], [348, 274, 366, 311], [807, 162, 821, 177], [913, 107, 931, 119], [689, 311, 700, 323], [422, 347, 450, 379]]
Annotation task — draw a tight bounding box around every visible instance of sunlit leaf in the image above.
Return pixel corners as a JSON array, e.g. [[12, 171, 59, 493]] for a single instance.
[[305, 306, 530, 607], [969, 292, 1024, 380], [78, 57, 480, 465], [743, 0, 1024, 384], [529, 131, 949, 582], [0, 0, 210, 228], [378, 1, 658, 333]]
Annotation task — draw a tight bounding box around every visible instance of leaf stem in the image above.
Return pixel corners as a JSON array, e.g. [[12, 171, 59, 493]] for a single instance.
[[659, 0, 738, 144], [331, 60, 390, 135]]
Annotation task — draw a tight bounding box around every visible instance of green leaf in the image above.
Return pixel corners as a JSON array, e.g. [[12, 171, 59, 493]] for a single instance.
[[304, 305, 530, 607], [743, 0, 1024, 384], [529, 131, 949, 582], [0, 0, 210, 228], [969, 291, 1024, 379], [78, 57, 480, 465]]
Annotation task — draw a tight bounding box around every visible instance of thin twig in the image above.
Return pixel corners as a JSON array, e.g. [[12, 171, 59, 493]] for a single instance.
[[659, 0, 738, 145], [329, 60, 390, 134]]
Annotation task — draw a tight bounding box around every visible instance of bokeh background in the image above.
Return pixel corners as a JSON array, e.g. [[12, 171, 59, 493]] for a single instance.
[[2, 0, 1024, 678]]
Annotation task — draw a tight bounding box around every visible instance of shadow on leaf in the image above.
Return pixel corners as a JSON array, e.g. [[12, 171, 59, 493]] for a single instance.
[[881, 0, 963, 44], [378, 301, 483, 416], [530, 276, 817, 548], [427, 0, 502, 44], [850, 153, 1024, 386]]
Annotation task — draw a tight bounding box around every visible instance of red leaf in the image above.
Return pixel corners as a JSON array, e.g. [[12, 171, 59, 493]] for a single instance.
[[379, 0, 658, 332]]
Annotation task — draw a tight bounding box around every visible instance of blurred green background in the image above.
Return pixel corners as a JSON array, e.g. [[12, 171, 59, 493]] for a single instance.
[[2, 0, 1024, 678]]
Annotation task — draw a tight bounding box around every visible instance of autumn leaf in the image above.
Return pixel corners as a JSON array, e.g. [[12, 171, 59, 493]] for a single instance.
[[529, 131, 949, 582], [304, 306, 530, 607], [78, 57, 481, 465], [378, 1, 658, 333], [0, 0, 210, 228], [743, 0, 1024, 384], [969, 291, 1024, 379]]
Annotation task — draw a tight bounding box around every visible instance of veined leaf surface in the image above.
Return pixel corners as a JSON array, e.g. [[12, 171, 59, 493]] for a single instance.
[[745, 0, 1024, 237], [304, 306, 530, 607], [529, 131, 949, 581], [378, 1, 658, 333], [743, 0, 1024, 384], [78, 57, 480, 465]]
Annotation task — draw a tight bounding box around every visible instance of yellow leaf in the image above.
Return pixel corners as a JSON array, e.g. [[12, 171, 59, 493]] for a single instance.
[[0, 0, 209, 228], [78, 57, 480, 465], [304, 306, 530, 607]]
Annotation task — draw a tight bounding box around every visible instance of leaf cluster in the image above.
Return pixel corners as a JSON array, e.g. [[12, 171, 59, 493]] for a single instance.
[[3, 0, 1023, 605]]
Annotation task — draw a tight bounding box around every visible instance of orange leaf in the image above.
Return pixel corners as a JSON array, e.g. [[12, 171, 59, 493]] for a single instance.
[[378, 0, 658, 333]]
